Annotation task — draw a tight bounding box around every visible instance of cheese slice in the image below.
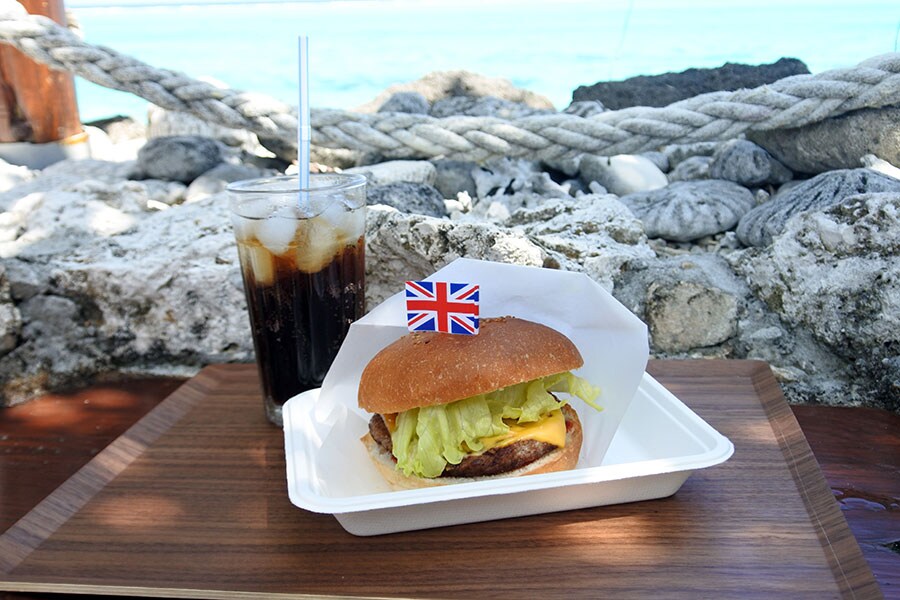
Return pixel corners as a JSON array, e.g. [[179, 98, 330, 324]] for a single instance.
[[478, 408, 566, 451]]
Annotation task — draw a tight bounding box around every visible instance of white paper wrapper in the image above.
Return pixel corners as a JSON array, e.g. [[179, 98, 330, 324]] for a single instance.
[[306, 258, 649, 497]]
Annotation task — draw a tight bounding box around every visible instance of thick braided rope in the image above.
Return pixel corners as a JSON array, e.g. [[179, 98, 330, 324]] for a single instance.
[[0, 0, 299, 139], [2, 0, 899, 161], [312, 55, 900, 161]]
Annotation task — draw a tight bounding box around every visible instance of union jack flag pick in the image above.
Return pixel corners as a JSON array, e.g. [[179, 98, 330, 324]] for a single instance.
[[405, 281, 480, 335]]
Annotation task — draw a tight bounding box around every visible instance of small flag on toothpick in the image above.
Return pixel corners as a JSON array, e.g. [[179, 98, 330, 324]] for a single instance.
[[405, 281, 480, 335]]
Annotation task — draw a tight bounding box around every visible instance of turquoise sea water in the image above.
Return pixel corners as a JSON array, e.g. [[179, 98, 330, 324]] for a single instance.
[[68, 0, 900, 121]]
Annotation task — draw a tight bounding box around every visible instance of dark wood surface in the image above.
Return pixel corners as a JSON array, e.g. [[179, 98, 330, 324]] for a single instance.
[[0, 378, 186, 534], [791, 404, 900, 597], [0, 361, 893, 599]]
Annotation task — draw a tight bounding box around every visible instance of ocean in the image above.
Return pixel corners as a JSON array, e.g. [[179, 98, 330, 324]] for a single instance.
[[67, 0, 900, 122]]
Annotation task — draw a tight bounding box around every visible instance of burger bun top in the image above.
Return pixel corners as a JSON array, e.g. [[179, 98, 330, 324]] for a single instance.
[[358, 317, 583, 414]]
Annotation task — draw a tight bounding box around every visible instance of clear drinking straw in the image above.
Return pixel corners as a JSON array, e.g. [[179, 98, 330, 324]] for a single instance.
[[298, 35, 310, 206]]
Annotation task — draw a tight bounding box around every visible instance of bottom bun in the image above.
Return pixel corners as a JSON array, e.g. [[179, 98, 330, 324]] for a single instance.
[[361, 408, 584, 490]]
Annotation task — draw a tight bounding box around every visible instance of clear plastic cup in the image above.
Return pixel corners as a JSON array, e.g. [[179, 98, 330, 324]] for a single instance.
[[227, 174, 367, 426]]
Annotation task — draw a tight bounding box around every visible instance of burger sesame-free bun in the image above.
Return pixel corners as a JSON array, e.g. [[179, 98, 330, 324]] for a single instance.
[[360, 407, 584, 490], [358, 317, 583, 415]]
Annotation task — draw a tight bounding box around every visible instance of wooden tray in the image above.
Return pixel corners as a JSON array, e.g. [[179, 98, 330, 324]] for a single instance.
[[0, 361, 881, 599]]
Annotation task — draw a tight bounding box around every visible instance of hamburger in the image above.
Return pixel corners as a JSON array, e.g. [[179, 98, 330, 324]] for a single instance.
[[358, 316, 601, 489]]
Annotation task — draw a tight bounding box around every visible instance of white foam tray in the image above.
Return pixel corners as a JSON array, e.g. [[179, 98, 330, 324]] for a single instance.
[[283, 372, 734, 536]]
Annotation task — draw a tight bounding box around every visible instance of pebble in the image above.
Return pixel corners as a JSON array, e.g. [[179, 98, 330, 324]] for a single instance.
[[131, 136, 223, 184], [668, 156, 712, 182], [580, 154, 668, 196], [709, 139, 792, 187], [620, 180, 755, 242], [366, 182, 448, 217], [431, 159, 478, 199], [736, 168, 900, 247]]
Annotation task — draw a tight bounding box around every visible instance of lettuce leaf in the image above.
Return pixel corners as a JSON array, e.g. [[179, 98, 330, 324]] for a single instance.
[[545, 372, 603, 411], [391, 372, 602, 478]]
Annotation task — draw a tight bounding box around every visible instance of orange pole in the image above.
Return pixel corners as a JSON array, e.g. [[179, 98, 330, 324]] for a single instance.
[[0, 0, 83, 144]]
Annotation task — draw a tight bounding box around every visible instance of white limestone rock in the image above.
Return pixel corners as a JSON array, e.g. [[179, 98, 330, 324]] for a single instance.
[[0, 160, 141, 248], [0, 188, 137, 259], [612, 245, 859, 408], [729, 291, 852, 403], [0, 168, 196, 261], [0, 159, 131, 212], [0, 158, 35, 193], [505, 194, 654, 291], [0, 181, 252, 404], [66, 178, 187, 212], [185, 163, 273, 203], [646, 280, 738, 352], [613, 253, 748, 354], [84, 125, 143, 163], [471, 158, 555, 200], [0, 265, 20, 356], [459, 188, 564, 224], [2, 259, 47, 301], [0, 300, 19, 356], [364, 205, 544, 305], [53, 195, 249, 361], [4, 293, 101, 403], [735, 192, 900, 410]]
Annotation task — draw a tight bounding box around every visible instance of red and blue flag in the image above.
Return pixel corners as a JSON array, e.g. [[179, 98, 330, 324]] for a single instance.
[[405, 281, 480, 335]]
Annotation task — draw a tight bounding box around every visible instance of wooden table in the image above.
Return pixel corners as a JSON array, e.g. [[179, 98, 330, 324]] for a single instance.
[[0, 361, 888, 599]]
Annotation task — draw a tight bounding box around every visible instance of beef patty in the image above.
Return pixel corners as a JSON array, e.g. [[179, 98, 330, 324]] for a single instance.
[[367, 403, 575, 477]]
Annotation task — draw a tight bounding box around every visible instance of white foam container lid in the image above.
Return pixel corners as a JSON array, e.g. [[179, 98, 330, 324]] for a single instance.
[[283, 371, 734, 536]]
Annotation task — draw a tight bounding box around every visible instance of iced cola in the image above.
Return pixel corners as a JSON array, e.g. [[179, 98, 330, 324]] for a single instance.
[[228, 174, 366, 426]]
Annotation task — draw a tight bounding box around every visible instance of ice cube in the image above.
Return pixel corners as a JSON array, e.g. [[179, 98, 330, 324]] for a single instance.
[[340, 207, 366, 244], [230, 213, 257, 242], [295, 215, 341, 273], [318, 200, 365, 246], [240, 244, 275, 286], [256, 214, 297, 256]]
